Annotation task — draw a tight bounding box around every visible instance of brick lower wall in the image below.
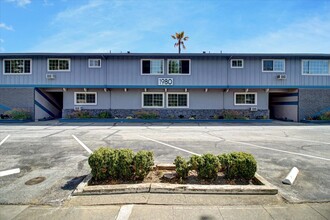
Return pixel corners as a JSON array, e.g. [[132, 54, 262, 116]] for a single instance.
[[63, 109, 269, 119], [0, 88, 35, 119], [299, 89, 330, 120]]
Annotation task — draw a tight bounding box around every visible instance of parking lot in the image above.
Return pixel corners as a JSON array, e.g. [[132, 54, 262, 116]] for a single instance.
[[0, 121, 329, 205]]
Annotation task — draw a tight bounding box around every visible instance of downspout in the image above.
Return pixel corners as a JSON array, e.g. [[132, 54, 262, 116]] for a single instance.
[[102, 55, 110, 111], [224, 56, 232, 110]]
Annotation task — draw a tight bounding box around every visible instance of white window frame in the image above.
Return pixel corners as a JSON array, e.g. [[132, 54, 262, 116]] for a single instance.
[[3, 59, 32, 75], [47, 58, 71, 72], [141, 59, 164, 75], [166, 92, 189, 108], [88, 59, 101, 68], [141, 92, 165, 108], [231, 59, 244, 68], [234, 92, 257, 106], [167, 59, 191, 75], [301, 59, 330, 76], [262, 59, 285, 72], [74, 92, 97, 105]]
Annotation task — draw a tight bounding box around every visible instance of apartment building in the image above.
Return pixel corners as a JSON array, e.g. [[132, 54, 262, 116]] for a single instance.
[[0, 53, 329, 121]]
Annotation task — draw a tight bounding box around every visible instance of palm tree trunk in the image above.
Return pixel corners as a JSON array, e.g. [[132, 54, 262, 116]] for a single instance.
[[178, 40, 181, 54]]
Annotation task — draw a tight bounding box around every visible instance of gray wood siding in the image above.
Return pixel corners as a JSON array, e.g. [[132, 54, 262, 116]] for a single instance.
[[1, 55, 329, 87]]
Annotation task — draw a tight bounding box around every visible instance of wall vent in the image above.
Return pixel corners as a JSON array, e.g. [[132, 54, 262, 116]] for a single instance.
[[277, 74, 287, 80], [250, 107, 258, 112], [46, 74, 56, 80]]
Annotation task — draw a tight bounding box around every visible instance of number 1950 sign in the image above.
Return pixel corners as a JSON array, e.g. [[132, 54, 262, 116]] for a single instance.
[[158, 78, 174, 86]]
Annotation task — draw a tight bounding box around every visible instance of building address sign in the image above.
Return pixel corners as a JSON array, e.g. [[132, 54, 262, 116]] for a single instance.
[[158, 78, 174, 86]]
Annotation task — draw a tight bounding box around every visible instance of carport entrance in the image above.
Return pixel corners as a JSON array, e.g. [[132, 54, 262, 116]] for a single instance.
[[34, 88, 63, 120], [269, 90, 298, 121]]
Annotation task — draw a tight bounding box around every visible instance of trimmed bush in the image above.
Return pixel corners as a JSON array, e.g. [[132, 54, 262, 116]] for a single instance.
[[67, 110, 91, 119], [196, 153, 220, 179], [116, 149, 135, 180], [219, 152, 257, 180], [97, 111, 111, 118], [134, 150, 154, 180], [174, 156, 190, 179], [88, 147, 113, 181], [134, 111, 160, 119], [320, 111, 330, 120], [189, 155, 200, 171], [4, 108, 32, 120]]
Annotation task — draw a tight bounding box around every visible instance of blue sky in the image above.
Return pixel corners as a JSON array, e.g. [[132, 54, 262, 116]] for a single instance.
[[0, 0, 330, 53]]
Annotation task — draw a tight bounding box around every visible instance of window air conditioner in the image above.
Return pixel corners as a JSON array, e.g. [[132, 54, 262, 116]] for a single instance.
[[250, 107, 257, 112], [74, 106, 82, 111], [46, 74, 56, 80], [277, 74, 287, 80]]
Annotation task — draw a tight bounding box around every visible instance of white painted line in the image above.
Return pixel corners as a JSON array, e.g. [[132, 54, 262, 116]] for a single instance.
[[266, 135, 330, 145], [226, 140, 330, 162], [72, 135, 93, 154], [0, 168, 20, 177], [116, 204, 134, 220], [138, 135, 200, 156], [0, 135, 10, 146]]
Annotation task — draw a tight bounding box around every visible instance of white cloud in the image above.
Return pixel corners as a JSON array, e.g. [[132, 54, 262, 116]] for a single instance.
[[0, 22, 14, 31], [0, 39, 4, 43], [5, 0, 31, 7], [43, 0, 53, 6], [221, 16, 330, 53]]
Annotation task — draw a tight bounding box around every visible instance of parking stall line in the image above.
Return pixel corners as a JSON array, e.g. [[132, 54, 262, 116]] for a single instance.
[[0, 135, 10, 146], [226, 140, 330, 162], [72, 135, 93, 154], [138, 135, 201, 156], [0, 168, 20, 177], [265, 135, 330, 145], [116, 205, 134, 220]]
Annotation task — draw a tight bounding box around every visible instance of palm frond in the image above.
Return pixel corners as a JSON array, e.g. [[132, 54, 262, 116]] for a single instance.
[[183, 36, 189, 41], [171, 35, 176, 39]]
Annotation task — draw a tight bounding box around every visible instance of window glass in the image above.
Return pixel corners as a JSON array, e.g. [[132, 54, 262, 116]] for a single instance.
[[235, 93, 256, 105], [302, 60, 329, 75], [263, 60, 273, 71], [168, 60, 190, 74], [263, 60, 284, 72], [48, 59, 70, 71], [75, 93, 96, 104], [143, 93, 163, 107], [167, 93, 188, 107], [4, 59, 31, 74], [142, 60, 163, 74]]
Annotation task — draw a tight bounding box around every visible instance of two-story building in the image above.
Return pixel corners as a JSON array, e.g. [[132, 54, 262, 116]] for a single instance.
[[0, 53, 329, 121]]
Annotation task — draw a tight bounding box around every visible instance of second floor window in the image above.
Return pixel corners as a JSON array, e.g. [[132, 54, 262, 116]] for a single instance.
[[231, 59, 244, 68], [4, 59, 31, 74], [262, 59, 285, 72], [88, 59, 101, 68], [48, 58, 70, 71], [168, 59, 190, 74], [302, 60, 329, 75], [141, 59, 164, 75]]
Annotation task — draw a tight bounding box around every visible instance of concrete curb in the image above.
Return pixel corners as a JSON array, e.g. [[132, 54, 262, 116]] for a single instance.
[[59, 118, 273, 123], [73, 173, 278, 196]]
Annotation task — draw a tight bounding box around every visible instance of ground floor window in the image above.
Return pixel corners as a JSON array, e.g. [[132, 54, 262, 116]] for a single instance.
[[234, 93, 257, 105], [167, 93, 189, 108], [74, 92, 97, 105], [142, 92, 164, 108]]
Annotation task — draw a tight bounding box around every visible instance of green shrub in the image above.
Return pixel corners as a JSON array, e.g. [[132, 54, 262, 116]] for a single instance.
[[197, 153, 220, 179], [219, 152, 257, 180], [67, 110, 91, 119], [134, 111, 160, 119], [116, 149, 135, 180], [222, 110, 246, 120], [4, 108, 32, 120], [174, 156, 190, 179], [134, 150, 154, 180], [97, 111, 111, 118], [88, 147, 113, 181], [189, 155, 200, 170], [320, 111, 330, 120]]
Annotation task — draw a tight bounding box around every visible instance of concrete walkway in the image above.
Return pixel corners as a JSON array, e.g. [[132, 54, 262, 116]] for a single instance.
[[1, 202, 329, 220], [1, 192, 329, 220]]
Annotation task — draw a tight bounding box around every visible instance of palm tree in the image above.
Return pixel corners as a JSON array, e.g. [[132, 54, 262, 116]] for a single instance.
[[171, 31, 189, 54]]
